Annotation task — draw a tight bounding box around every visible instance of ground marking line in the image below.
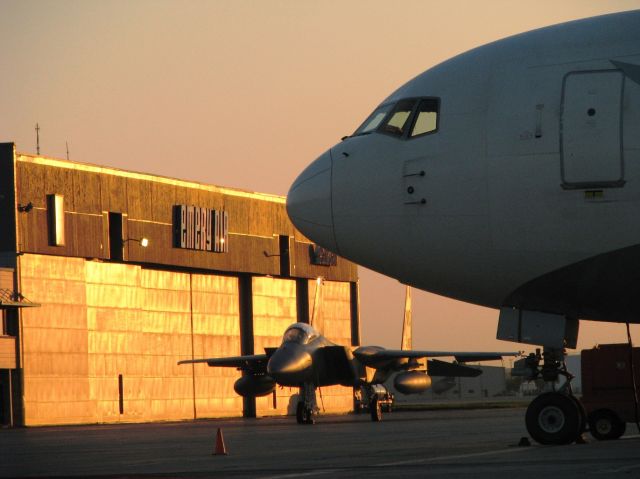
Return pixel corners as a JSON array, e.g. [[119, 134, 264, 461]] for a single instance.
[[376, 446, 529, 467], [590, 463, 640, 475], [262, 469, 338, 479]]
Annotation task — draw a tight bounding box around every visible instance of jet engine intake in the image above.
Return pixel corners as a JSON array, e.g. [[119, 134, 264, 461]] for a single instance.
[[394, 371, 431, 395], [233, 374, 276, 397]]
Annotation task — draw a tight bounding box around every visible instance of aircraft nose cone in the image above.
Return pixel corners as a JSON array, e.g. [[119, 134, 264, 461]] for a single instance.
[[286, 151, 338, 252], [267, 344, 313, 386]]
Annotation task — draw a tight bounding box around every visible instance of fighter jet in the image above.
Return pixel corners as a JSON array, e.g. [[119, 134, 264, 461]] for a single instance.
[[286, 10, 640, 443], [179, 287, 519, 423]]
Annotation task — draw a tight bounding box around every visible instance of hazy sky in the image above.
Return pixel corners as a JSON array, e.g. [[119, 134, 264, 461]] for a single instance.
[[2, 0, 640, 353]]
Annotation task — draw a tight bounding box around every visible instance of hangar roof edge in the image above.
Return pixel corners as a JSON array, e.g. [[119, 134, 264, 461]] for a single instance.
[[15, 153, 286, 204]]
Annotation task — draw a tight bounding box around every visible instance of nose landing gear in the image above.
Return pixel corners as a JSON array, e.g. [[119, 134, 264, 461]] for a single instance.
[[296, 383, 318, 424], [515, 347, 586, 445]]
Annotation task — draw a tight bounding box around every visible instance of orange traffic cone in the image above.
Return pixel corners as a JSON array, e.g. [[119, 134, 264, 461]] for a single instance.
[[213, 427, 228, 455]]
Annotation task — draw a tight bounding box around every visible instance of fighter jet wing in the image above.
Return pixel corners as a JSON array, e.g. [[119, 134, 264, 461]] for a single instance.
[[427, 359, 482, 377], [178, 354, 268, 373], [364, 349, 519, 361], [354, 346, 519, 366]]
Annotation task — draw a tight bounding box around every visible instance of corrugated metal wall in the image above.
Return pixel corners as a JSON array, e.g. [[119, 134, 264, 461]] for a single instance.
[[18, 254, 353, 425], [190, 274, 242, 417], [252, 277, 299, 416], [20, 255, 244, 425]]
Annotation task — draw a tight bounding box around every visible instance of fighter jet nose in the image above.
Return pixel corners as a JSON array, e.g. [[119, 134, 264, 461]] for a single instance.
[[267, 344, 312, 386], [286, 151, 338, 252]]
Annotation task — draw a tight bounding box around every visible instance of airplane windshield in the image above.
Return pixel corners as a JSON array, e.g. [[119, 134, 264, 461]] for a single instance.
[[379, 99, 416, 136], [282, 323, 317, 344], [352, 103, 393, 136], [351, 98, 439, 139], [282, 327, 310, 344]]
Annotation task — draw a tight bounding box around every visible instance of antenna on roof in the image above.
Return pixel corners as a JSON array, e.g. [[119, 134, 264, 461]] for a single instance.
[[66, 141, 69, 161], [35, 123, 40, 155]]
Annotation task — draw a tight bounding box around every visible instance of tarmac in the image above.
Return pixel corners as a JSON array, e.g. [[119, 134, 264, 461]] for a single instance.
[[2, 407, 640, 478]]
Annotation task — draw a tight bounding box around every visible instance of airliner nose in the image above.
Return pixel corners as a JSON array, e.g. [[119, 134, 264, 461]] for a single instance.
[[286, 151, 337, 252], [267, 343, 313, 386]]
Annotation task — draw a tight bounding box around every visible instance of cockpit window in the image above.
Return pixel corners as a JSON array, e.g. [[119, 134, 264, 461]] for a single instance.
[[410, 99, 439, 137], [379, 99, 416, 136], [282, 326, 310, 344], [352, 103, 393, 136], [351, 97, 440, 140]]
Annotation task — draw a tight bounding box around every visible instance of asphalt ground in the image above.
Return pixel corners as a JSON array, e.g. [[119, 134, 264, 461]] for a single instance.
[[2, 407, 640, 478]]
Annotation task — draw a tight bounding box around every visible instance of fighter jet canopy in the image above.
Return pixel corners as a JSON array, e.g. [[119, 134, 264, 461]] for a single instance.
[[282, 323, 318, 345]]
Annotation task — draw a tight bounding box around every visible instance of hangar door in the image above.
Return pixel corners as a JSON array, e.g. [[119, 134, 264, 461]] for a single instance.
[[561, 70, 624, 188]]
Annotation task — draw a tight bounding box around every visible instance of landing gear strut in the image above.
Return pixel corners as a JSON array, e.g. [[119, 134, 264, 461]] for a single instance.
[[296, 383, 318, 424], [354, 384, 393, 421], [515, 347, 585, 444]]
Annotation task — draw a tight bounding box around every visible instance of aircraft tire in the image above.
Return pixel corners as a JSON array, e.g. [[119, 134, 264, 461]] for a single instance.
[[525, 392, 581, 445], [370, 398, 382, 422], [588, 409, 626, 440]]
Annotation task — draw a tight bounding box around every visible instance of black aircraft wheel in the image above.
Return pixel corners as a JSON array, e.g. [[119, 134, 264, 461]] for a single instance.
[[370, 397, 382, 422], [525, 392, 581, 445], [296, 402, 305, 424], [588, 409, 626, 441], [304, 407, 315, 425]]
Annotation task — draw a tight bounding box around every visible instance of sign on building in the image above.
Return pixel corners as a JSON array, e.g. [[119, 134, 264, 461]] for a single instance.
[[309, 245, 337, 266], [173, 205, 228, 252]]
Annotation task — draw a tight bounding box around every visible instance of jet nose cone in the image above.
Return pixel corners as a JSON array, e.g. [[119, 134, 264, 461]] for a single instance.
[[286, 151, 337, 252], [267, 344, 312, 386]]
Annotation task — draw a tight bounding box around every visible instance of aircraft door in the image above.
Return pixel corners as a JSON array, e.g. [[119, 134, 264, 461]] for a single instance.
[[560, 70, 624, 188]]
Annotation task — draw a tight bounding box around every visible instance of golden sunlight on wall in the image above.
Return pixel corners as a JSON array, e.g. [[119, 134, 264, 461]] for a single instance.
[[252, 276, 298, 416], [19, 254, 244, 425], [20, 255, 92, 425], [190, 274, 242, 417]]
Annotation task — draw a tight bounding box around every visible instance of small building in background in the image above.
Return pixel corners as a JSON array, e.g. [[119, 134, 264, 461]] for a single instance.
[[0, 143, 359, 427]]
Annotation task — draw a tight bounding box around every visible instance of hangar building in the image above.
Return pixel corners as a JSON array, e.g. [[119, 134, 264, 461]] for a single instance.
[[0, 143, 359, 427]]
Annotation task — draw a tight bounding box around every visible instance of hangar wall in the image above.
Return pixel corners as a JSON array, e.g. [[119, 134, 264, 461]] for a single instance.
[[20, 254, 245, 425], [0, 143, 359, 426]]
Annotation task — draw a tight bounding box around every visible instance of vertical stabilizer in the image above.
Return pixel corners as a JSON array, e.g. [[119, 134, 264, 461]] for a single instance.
[[401, 286, 412, 350], [310, 277, 324, 334]]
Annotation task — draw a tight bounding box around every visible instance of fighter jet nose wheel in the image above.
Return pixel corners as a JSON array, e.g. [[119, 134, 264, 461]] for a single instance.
[[296, 401, 314, 425], [525, 392, 581, 445]]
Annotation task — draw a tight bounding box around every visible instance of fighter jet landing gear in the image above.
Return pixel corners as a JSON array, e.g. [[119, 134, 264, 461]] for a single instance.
[[296, 383, 318, 424], [370, 396, 383, 422], [354, 384, 394, 422], [515, 347, 586, 444]]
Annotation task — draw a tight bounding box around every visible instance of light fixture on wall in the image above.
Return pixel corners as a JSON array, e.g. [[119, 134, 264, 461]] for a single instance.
[[17, 202, 33, 213], [263, 250, 280, 257], [122, 237, 149, 248]]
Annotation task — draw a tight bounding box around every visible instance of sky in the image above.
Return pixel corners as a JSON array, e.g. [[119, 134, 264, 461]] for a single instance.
[[2, 0, 640, 354]]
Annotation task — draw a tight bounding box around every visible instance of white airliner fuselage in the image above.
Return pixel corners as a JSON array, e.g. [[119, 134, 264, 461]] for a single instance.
[[287, 10, 640, 325], [287, 10, 640, 445]]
